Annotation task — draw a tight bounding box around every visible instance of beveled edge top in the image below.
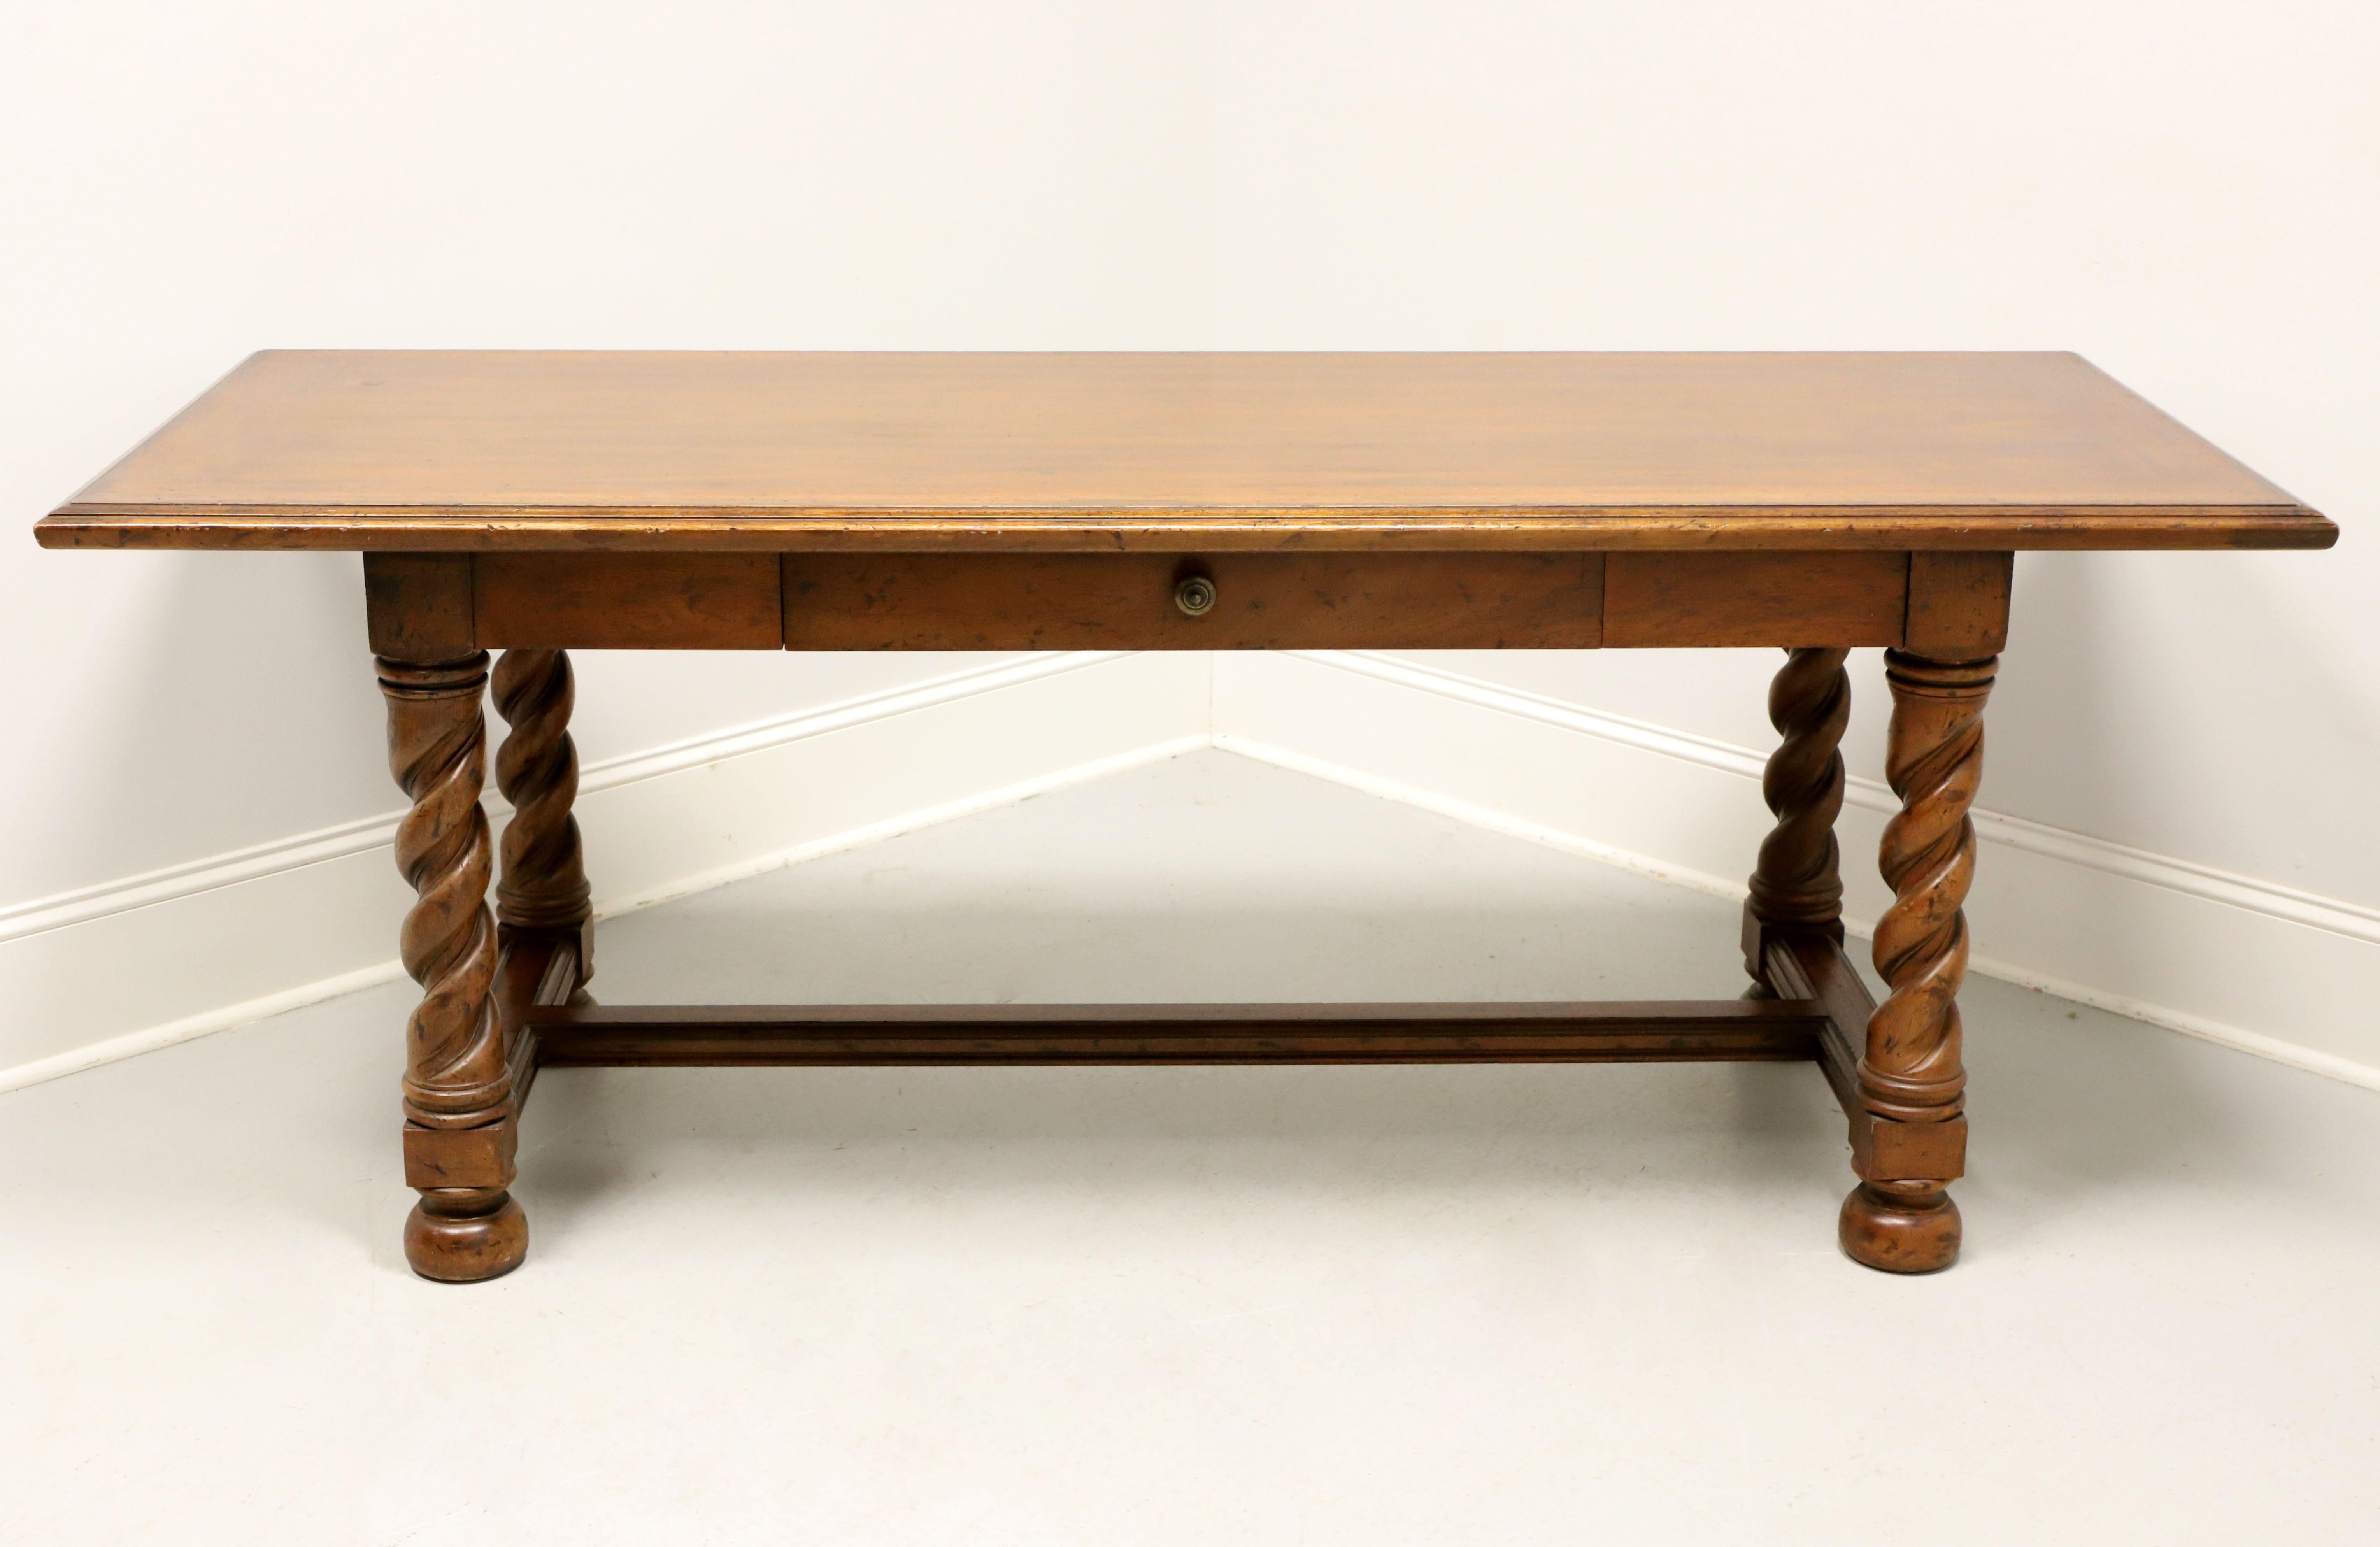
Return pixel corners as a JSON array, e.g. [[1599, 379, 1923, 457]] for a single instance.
[[32, 505, 2338, 552], [35, 350, 2338, 553]]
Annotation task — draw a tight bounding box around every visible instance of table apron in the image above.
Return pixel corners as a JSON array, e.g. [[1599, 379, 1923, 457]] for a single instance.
[[376, 549, 2013, 654]]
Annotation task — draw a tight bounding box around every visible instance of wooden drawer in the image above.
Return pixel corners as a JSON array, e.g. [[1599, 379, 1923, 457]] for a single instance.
[[781, 553, 1606, 650]]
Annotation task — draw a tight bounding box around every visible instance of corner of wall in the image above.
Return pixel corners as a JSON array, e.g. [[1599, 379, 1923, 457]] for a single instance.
[[0, 651, 1210, 1093], [1208, 649, 2380, 1092]]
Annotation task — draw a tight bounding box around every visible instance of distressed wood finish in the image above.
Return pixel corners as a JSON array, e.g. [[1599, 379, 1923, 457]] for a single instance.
[[479, 553, 781, 649], [465, 548, 1950, 652], [1841, 650, 1997, 1272], [528, 1000, 1829, 1066], [492, 648, 593, 956], [39, 350, 2329, 1280], [378, 651, 526, 1283], [782, 552, 1604, 650], [394, 548, 1967, 652], [1743, 647, 1852, 978], [1759, 931, 1971, 1182], [490, 928, 588, 1114], [1905, 551, 2015, 658], [1605, 553, 1907, 647], [364, 552, 472, 659], [38, 352, 2334, 552]]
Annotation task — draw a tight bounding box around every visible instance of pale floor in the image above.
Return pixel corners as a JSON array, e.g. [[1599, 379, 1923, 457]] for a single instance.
[[5, 750, 2378, 1545]]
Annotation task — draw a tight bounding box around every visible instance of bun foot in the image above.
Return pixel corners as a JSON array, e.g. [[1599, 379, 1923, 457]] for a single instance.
[[1839, 1182, 1960, 1273], [405, 1188, 528, 1282]]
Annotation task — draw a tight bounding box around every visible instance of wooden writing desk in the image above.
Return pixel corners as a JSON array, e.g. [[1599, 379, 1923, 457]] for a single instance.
[[38, 351, 2334, 1281]]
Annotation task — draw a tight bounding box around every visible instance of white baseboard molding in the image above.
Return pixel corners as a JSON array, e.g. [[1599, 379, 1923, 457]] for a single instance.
[[0, 651, 1207, 1094], [15, 644, 2375, 1100], [1214, 651, 2380, 1093]]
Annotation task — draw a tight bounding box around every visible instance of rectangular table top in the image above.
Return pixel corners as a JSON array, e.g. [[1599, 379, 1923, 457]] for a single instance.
[[37, 350, 2332, 553]]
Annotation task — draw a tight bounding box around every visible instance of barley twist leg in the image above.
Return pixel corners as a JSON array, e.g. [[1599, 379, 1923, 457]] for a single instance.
[[493, 648, 593, 963], [1841, 649, 1995, 1272], [1743, 647, 1851, 989], [381, 651, 526, 1282]]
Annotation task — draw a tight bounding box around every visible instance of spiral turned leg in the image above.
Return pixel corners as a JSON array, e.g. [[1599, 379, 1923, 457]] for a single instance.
[[1842, 649, 1995, 1273], [1744, 648, 1851, 987], [381, 652, 526, 1283], [493, 649, 593, 963]]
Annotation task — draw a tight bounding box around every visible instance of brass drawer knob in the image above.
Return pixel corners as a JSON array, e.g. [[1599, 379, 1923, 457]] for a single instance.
[[1173, 574, 1217, 617]]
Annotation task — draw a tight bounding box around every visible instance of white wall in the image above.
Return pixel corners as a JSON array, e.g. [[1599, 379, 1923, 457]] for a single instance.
[[5, 5, 2373, 1074], [5, 0, 1219, 907]]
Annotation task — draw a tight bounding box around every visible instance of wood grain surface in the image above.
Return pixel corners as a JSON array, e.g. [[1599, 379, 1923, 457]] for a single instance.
[[37, 351, 2333, 552], [526, 1000, 1830, 1065], [1603, 552, 1907, 646], [477, 554, 782, 648], [781, 552, 1604, 649]]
